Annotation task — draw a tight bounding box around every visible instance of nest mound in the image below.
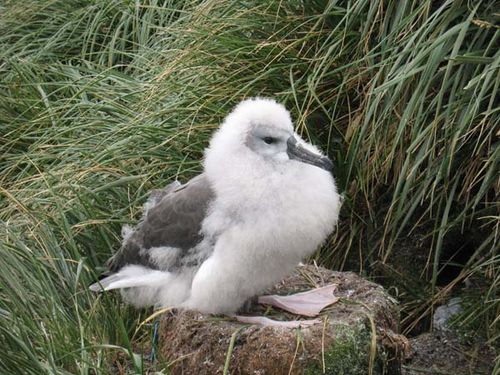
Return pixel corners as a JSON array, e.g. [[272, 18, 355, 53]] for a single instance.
[[159, 265, 409, 374]]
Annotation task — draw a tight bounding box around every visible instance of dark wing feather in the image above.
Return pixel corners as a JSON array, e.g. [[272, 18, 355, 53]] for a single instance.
[[106, 174, 214, 272]]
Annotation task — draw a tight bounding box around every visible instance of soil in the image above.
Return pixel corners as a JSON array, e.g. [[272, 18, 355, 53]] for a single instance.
[[402, 330, 495, 375]]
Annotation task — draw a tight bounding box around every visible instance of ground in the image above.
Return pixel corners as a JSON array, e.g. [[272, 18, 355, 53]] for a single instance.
[[402, 330, 495, 375]]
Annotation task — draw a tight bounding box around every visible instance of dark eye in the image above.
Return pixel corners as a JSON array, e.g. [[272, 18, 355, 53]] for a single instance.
[[263, 137, 275, 144]]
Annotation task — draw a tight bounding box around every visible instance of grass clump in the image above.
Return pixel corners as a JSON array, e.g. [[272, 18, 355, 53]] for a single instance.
[[0, 0, 498, 373]]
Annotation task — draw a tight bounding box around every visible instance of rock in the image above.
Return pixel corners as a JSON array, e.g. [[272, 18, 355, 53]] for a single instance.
[[159, 265, 409, 374], [432, 297, 462, 331]]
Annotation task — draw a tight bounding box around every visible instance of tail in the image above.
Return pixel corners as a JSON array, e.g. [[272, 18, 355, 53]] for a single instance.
[[89, 265, 172, 292]]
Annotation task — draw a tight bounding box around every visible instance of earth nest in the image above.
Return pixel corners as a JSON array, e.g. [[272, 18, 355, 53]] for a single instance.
[[158, 264, 409, 374]]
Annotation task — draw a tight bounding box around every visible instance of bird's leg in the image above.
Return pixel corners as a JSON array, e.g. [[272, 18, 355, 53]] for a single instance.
[[232, 295, 321, 328], [232, 285, 338, 328], [237, 295, 259, 314], [257, 284, 339, 317], [233, 315, 320, 328]]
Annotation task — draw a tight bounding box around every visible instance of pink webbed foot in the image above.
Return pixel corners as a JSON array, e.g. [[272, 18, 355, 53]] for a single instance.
[[258, 284, 339, 317]]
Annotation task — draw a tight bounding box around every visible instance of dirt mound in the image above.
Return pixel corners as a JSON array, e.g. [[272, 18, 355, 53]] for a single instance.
[[159, 264, 409, 374]]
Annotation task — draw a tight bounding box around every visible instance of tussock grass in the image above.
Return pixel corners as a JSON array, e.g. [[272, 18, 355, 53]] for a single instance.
[[1, 0, 498, 372]]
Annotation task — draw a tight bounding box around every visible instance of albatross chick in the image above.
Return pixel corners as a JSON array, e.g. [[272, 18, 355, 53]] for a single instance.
[[90, 98, 341, 316]]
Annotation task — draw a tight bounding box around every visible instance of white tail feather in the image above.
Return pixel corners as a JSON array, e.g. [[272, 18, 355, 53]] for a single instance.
[[89, 265, 172, 292]]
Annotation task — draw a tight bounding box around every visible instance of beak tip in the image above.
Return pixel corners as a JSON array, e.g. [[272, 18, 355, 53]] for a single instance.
[[287, 136, 334, 173]]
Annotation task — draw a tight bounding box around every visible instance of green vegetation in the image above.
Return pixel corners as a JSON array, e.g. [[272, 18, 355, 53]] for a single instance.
[[306, 324, 376, 375], [1, 0, 498, 373]]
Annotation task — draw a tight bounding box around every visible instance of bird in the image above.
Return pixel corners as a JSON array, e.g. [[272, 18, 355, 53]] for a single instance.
[[90, 97, 341, 315]]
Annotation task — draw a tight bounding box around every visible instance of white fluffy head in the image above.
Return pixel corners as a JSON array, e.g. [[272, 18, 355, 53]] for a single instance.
[[204, 98, 293, 179], [217, 97, 294, 135]]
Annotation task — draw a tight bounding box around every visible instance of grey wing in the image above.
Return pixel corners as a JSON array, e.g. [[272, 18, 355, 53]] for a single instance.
[[145, 180, 182, 210], [106, 174, 215, 272]]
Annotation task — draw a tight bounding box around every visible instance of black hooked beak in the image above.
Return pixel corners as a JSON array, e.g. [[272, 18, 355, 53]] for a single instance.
[[286, 136, 333, 173]]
